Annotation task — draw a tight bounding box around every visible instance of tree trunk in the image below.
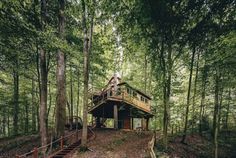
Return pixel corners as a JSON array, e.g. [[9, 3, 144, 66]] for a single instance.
[[39, 0, 48, 150], [160, 40, 171, 150], [225, 89, 231, 130], [81, 0, 89, 146], [70, 65, 74, 129], [81, 0, 95, 146], [191, 52, 200, 132], [144, 54, 147, 93], [7, 108, 10, 136], [213, 66, 220, 158], [25, 99, 29, 134], [13, 54, 19, 136], [55, 0, 66, 137], [76, 67, 80, 130], [199, 65, 208, 134], [32, 78, 37, 132], [217, 83, 224, 132], [2, 104, 6, 136], [47, 81, 52, 130], [39, 47, 47, 147], [182, 48, 195, 143]]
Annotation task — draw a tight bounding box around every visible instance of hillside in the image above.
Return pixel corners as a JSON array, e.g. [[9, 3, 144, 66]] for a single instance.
[[72, 129, 153, 158]]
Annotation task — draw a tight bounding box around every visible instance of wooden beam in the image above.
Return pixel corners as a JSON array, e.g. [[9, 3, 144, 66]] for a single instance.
[[146, 118, 149, 131], [114, 105, 118, 129]]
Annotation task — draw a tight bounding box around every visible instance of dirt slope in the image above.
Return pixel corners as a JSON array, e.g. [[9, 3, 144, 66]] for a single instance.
[[72, 128, 153, 158]]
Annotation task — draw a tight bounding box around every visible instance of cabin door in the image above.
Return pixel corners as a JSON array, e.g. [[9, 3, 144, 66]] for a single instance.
[[123, 117, 131, 129]]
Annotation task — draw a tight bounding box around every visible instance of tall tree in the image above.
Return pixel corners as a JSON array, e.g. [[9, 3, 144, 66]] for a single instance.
[[213, 66, 220, 158], [39, 0, 48, 149], [55, 0, 66, 137], [182, 47, 195, 143], [81, 0, 95, 146], [81, 0, 89, 146], [13, 53, 19, 136]]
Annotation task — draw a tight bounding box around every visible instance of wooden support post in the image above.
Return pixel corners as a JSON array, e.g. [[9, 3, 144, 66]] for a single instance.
[[60, 136, 64, 149], [114, 105, 118, 129], [141, 118, 144, 130], [146, 118, 149, 131], [96, 117, 101, 128], [33, 147, 38, 158], [131, 117, 133, 130]]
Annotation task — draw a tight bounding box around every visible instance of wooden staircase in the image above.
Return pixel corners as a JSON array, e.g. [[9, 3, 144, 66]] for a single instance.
[[50, 127, 95, 158], [51, 139, 81, 158]]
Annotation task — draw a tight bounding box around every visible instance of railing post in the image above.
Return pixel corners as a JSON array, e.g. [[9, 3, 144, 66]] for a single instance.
[[33, 147, 38, 158], [60, 136, 64, 149]]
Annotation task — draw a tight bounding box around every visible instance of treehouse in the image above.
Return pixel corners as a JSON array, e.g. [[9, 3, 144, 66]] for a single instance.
[[88, 74, 153, 130]]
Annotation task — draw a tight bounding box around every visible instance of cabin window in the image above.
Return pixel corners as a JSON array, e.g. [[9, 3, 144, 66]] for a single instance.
[[141, 96, 145, 102], [127, 87, 132, 95], [117, 87, 121, 95], [145, 98, 148, 104], [133, 91, 137, 98]]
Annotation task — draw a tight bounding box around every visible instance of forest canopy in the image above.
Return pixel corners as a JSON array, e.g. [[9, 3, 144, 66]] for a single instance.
[[0, 0, 236, 158]]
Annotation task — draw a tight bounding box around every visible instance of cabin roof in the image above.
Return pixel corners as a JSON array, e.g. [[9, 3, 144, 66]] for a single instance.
[[118, 82, 152, 100]]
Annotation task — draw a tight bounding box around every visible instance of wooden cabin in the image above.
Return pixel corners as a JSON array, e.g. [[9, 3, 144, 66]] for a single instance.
[[88, 74, 153, 130]]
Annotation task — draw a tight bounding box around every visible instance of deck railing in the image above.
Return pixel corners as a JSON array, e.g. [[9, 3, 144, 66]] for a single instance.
[[88, 87, 151, 112]]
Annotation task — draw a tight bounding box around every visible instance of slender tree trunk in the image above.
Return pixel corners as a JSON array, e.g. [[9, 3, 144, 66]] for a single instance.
[[25, 99, 29, 134], [182, 48, 195, 143], [76, 67, 80, 130], [13, 54, 19, 136], [144, 54, 147, 93], [217, 84, 224, 132], [39, 47, 48, 146], [3, 105, 6, 136], [191, 52, 200, 132], [81, 0, 89, 146], [160, 40, 171, 150], [32, 78, 36, 132], [70, 65, 74, 129], [199, 65, 208, 134], [7, 108, 10, 136], [213, 66, 220, 158], [225, 89, 231, 130], [55, 0, 66, 137], [47, 81, 52, 130], [36, 48, 41, 132]]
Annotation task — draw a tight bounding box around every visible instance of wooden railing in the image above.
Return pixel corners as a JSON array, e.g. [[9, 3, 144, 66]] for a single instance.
[[15, 130, 81, 158], [89, 87, 151, 112]]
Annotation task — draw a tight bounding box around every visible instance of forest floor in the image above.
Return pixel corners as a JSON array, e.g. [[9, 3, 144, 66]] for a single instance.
[[72, 128, 153, 158], [0, 134, 40, 158], [1, 130, 235, 158], [156, 131, 236, 158]]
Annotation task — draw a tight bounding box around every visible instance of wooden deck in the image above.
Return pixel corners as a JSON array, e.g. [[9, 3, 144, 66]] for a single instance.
[[88, 88, 152, 115]]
